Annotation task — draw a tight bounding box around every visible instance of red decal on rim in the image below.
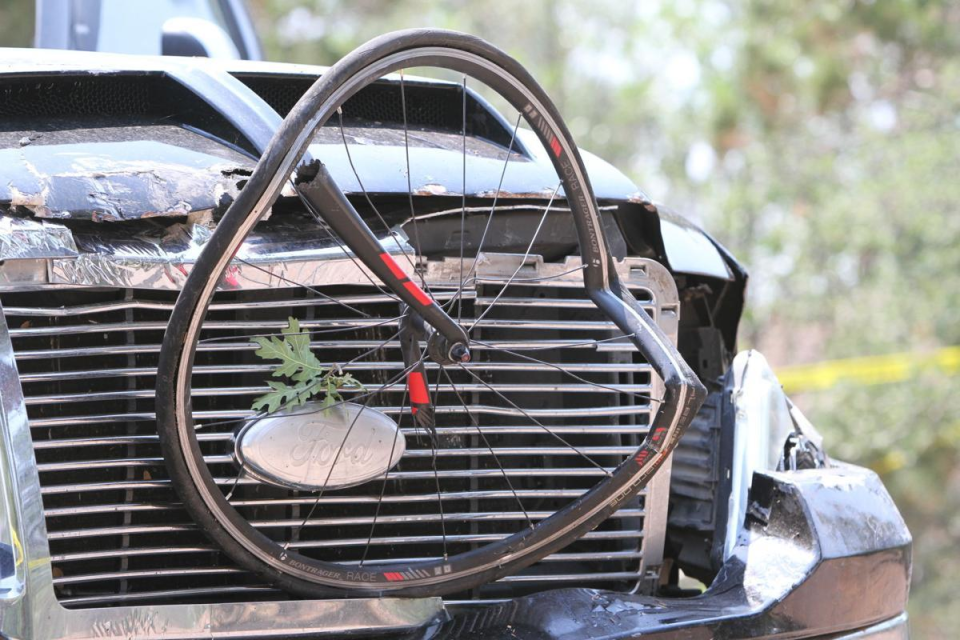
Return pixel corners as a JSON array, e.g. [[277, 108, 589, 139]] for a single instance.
[[379, 252, 408, 280], [635, 449, 652, 465], [384, 572, 404, 581], [549, 136, 562, 158], [649, 426, 667, 445], [408, 371, 430, 405], [403, 280, 433, 307]]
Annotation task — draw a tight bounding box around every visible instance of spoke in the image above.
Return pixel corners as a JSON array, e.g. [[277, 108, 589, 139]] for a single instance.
[[282, 358, 422, 551], [293, 179, 401, 302], [282, 401, 372, 552], [184, 225, 372, 319], [457, 364, 612, 476], [336, 107, 421, 278], [399, 71, 431, 293], [451, 112, 523, 312], [224, 468, 244, 502], [459, 75, 468, 323], [495, 333, 641, 352], [441, 367, 533, 531], [471, 337, 663, 406], [234, 257, 372, 318], [470, 182, 561, 331], [360, 333, 447, 563], [358, 388, 409, 568], [431, 367, 448, 560], [472, 113, 523, 265]]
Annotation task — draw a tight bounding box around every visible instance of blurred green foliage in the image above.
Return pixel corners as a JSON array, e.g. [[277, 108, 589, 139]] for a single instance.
[[0, 0, 33, 48], [2, 0, 956, 636], [251, 2, 958, 636]]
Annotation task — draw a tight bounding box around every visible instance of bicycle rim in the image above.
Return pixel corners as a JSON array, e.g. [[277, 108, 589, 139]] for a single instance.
[[156, 29, 705, 598]]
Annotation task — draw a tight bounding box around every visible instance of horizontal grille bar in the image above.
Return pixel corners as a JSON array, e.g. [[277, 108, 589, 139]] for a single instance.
[[4, 292, 459, 317], [9, 317, 620, 338], [31, 425, 651, 450], [41, 467, 625, 495], [53, 552, 646, 587], [17, 348, 642, 362], [30, 404, 652, 428], [497, 571, 643, 583], [3, 292, 651, 318], [51, 530, 644, 563], [37, 446, 638, 472], [55, 570, 647, 607], [47, 509, 645, 540], [24, 382, 651, 405], [45, 488, 648, 517]]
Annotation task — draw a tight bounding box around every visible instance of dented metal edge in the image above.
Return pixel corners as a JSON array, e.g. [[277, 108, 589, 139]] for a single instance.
[[0, 213, 414, 290], [0, 217, 78, 261], [0, 206, 676, 292], [50, 230, 416, 292]]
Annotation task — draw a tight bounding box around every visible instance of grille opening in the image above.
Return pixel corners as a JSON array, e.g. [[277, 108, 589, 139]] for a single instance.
[[0, 74, 255, 153], [235, 74, 516, 149], [3, 275, 660, 608]]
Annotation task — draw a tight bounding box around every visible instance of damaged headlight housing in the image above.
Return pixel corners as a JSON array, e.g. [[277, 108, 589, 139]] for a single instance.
[[723, 350, 825, 558]]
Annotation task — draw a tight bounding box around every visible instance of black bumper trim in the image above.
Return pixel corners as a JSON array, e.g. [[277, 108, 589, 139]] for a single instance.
[[420, 464, 911, 639]]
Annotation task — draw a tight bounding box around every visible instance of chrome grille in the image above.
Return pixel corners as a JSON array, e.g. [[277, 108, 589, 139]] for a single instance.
[[1, 263, 674, 609]]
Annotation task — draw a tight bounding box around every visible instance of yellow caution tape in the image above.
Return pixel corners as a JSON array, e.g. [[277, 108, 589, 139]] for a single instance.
[[775, 346, 960, 393]]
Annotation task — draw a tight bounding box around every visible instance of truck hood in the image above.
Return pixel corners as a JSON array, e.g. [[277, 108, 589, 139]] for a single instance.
[[0, 47, 742, 284], [0, 48, 641, 220]]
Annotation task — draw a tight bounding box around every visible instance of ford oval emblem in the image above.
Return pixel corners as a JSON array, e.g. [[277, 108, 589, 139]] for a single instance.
[[235, 402, 405, 491]]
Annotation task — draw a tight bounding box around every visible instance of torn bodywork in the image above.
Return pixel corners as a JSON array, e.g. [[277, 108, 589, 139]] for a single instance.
[[0, 124, 251, 222]]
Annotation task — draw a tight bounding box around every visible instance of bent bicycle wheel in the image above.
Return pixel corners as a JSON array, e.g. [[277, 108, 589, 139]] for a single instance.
[[155, 28, 705, 598]]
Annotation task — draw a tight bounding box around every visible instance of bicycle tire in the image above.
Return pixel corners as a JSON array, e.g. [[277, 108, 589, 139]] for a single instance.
[[156, 28, 706, 598]]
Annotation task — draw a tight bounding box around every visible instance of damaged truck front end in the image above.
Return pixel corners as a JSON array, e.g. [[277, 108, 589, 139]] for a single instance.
[[0, 49, 909, 639]]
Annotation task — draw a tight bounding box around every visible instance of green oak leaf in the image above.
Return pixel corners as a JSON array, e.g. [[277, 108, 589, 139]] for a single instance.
[[250, 317, 364, 414]]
